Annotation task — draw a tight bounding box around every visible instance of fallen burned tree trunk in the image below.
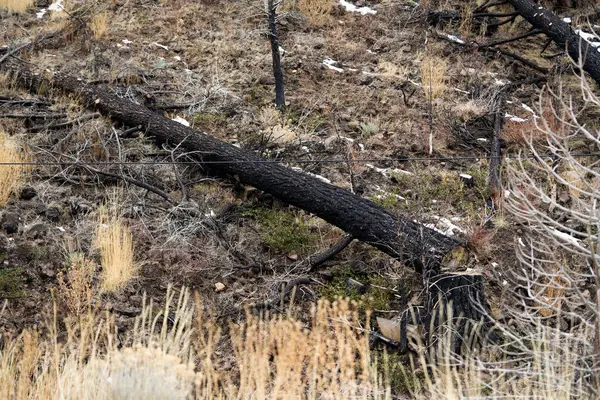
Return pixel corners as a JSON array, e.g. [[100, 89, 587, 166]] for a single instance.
[[5, 61, 461, 275], [507, 0, 600, 85]]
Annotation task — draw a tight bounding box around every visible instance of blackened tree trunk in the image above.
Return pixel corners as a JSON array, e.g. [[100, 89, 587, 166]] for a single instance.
[[425, 273, 497, 354], [5, 60, 461, 275], [266, 0, 285, 109], [507, 0, 600, 85]]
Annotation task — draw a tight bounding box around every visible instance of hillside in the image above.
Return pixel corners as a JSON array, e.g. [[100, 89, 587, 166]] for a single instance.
[[0, 0, 599, 398]]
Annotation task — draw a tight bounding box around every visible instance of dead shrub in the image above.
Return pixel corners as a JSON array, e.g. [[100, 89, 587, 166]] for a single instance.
[[0, 0, 34, 12], [57, 253, 97, 316], [0, 129, 28, 207]]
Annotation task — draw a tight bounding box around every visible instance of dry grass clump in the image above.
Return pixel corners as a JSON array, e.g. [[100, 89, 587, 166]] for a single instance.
[[95, 204, 136, 292], [0, 289, 388, 399], [57, 253, 97, 316], [0, 0, 34, 12], [288, 0, 333, 26], [403, 307, 589, 399], [420, 55, 447, 101], [90, 11, 108, 40], [0, 129, 28, 207]]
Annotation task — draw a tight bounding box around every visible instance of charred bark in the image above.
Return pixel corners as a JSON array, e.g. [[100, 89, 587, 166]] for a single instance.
[[507, 0, 600, 85], [266, 0, 285, 109], [4, 61, 461, 274], [425, 273, 498, 354]]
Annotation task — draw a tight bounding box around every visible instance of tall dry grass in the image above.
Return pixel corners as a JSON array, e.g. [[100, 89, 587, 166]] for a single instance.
[[0, 129, 28, 207], [284, 0, 333, 26], [0, 288, 389, 399], [95, 201, 136, 292], [0, 0, 34, 12]]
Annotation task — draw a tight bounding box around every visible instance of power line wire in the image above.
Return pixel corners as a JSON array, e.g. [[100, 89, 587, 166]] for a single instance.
[[0, 152, 599, 166]]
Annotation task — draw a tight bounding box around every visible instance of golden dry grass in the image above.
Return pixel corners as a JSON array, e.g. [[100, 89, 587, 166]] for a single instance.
[[287, 0, 334, 26], [0, 0, 34, 12], [0, 289, 388, 399], [420, 55, 447, 102], [90, 11, 108, 40], [95, 204, 136, 292], [0, 129, 27, 207]]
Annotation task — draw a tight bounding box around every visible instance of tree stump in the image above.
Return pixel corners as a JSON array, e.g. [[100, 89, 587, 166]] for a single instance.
[[425, 272, 497, 354]]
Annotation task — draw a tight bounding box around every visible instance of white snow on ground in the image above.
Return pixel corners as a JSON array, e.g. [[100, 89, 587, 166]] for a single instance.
[[521, 103, 539, 119], [323, 58, 344, 72], [152, 42, 169, 50], [366, 164, 413, 178], [563, 17, 572, 23], [48, 0, 64, 11], [504, 113, 528, 123], [290, 167, 331, 184], [422, 216, 465, 237], [374, 185, 405, 201], [575, 30, 600, 47], [339, 0, 377, 15], [444, 34, 465, 44], [38, 0, 65, 18], [494, 78, 511, 86], [171, 116, 189, 126]]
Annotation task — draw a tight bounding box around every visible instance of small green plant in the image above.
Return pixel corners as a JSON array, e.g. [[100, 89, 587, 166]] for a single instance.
[[245, 208, 320, 255], [0, 268, 25, 298], [359, 121, 379, 138]]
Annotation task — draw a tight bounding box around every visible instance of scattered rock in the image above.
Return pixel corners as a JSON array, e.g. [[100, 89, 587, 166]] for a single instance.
[[68, 197, 93, 216], [358, 74, 373, 86], [459, 173, 475, 188], [40, 263, 55, 279], [113, 305, 141, 317], [215, 282, 226, 292], [129, 294, 143, 304], [26, 224, 47, 239], [1, 212, 20, 235], [44, 205, 61, 222], [20, 187, 37, 200]]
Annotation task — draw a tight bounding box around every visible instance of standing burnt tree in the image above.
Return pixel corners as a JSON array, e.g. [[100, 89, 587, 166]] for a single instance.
[[265, 0, 285, 109]]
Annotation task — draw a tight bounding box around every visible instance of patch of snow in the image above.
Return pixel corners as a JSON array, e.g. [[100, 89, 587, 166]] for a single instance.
[[518, 237, 526, 247], [504, 190, 511, 198], [423, 216, 465, 237], [340, 136, 354, 143], [323, 58, 344, 72], [122, 39, 133, 45], [358, 143, 365, 152], [477, 138, 488, 142], [339, 0, 377, 15], [278, 46, 286, 56], [459, 173, 472, 179], [445, 34, 465, 44], [173, 56, 181, 61], [366, 49, 376, 54], [506, 100, 513, 104], [56, 226, 66, 232], [291, 167, 331, 184], [367, 164, 413, 178], [36, 9, 47, 18], [48, 0, 64, 12], [521, 103, 540, 119], [505, 113, 528, 123], [152, 42, 169, 51], [374, 186, 405, 201], [574, 29, 600, 50], [453, 88, 470, 94], [494, 78, 511, 86], [171, 116, 189, 126]]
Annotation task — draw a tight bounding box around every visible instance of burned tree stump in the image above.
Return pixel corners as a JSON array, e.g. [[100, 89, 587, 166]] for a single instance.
[[425, 273, 496, 354]]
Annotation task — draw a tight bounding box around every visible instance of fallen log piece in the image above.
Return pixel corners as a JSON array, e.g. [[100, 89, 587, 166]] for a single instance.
[[425, 273, 498, 354], [4, 60, 463, 275], [507, 0, 600, 85]]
